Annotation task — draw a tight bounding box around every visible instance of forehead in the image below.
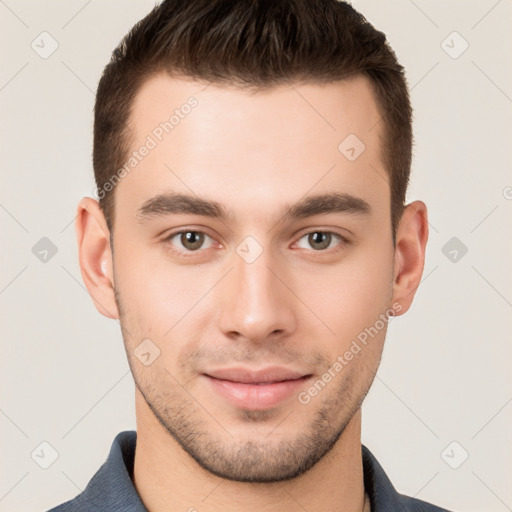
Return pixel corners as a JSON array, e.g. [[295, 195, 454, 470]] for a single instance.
[[116, 72, 387, 224], [130, 73, 382, 150]]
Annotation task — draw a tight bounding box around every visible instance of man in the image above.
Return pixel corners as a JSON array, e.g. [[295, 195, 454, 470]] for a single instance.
[[48, 0, 451, 510]]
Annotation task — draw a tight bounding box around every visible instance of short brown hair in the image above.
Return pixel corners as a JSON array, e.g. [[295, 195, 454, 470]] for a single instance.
[[93, 0, 413, 236]]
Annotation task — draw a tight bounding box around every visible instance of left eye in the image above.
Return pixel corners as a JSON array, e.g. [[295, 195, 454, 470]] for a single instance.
[[166, 230, 215, 252], [295, 231, 344, 251]]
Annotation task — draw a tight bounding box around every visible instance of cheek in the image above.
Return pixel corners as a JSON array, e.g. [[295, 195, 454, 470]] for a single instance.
[[298, 243, 394, 352], [114, 243, 216, 343]]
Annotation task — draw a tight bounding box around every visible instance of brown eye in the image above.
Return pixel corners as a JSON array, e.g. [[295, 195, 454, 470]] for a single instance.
[[180, 231, 204, 250], [295, 231, 345, 252], [308, 232, 331, 250], [166, 230, 214, 253]]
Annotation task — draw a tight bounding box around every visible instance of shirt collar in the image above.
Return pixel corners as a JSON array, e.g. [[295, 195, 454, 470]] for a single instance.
[[73, 430, 147, 511]]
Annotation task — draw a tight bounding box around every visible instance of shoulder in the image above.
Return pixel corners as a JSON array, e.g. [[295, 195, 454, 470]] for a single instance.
[[362, 444, 454, 512], [45, 431, 145, 512], [46, 493, 91, 512], [394, 493, 454, 511]]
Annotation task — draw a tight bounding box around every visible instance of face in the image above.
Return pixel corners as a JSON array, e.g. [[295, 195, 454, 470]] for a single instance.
[[96, 73, 403, 482]]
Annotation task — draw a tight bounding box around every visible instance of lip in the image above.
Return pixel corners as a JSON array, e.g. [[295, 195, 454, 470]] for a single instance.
[[202, 366, 312, 410], [206, 366, 308, 383]]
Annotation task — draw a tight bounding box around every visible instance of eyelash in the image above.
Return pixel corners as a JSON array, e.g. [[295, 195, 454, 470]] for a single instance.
[[162, 229, 349, 257]]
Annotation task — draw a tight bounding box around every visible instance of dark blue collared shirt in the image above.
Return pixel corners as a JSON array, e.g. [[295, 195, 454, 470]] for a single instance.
[[47, 430, 452, 511]]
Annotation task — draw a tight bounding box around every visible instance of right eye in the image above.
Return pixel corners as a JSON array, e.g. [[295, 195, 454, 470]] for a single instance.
[[164, 230, 216, 254]]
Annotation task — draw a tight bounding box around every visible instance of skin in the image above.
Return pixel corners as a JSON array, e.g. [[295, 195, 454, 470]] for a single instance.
[[76, 73, 428, 512]]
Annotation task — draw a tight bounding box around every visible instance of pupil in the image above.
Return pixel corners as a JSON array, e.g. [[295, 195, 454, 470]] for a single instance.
[[182, 231, 203, 250], [309, 232, 330, 250]]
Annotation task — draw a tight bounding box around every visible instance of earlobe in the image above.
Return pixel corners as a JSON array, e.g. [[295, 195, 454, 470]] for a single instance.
[[75, 197, 119, 319], [391, 200, 429, 315]]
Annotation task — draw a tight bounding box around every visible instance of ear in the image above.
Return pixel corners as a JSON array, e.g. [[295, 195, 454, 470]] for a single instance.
[[75, 197, 119, 319], [391, 200, 429, 315]]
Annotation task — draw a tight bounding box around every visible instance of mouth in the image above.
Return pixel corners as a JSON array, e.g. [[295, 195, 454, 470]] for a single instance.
[[202, 367, 313, 410]]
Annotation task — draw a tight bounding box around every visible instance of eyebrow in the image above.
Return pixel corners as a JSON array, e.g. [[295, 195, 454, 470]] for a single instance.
[[135, 191, 371, 224]]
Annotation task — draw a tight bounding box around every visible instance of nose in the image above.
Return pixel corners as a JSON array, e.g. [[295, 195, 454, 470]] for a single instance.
[[217, 244, 297, 345]]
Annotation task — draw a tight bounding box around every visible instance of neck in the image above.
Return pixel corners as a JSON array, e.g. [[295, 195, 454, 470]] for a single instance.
[[132, 389, 366, 512]]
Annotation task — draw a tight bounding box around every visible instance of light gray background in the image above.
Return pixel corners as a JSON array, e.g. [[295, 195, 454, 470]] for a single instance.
[[1, 1, 511, 511]]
